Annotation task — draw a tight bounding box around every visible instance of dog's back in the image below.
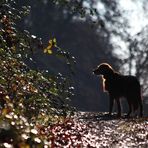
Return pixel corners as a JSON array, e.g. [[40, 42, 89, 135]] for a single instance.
[[105, 72, 142, 113]]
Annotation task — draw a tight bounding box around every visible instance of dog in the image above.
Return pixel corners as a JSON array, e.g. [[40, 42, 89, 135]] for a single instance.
[[93, 63, 143, 117]]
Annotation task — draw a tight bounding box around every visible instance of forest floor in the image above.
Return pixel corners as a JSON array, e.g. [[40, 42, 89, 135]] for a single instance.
[[75, 112, 148, 147], [51, 112, 148, 147]]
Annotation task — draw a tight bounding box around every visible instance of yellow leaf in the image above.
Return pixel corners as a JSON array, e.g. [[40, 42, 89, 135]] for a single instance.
[[48, 39, 53, 45], [53, 38, 56, 42], [53, 38, 57, 46], [19, 143, 30, 148], [43, 38, 56, 54], [44, 47, 52, 54], [47, 44, 52, 50], [43, 48, 48, 53], [2, 108, 8, 115], [47, 49, 52, 54]]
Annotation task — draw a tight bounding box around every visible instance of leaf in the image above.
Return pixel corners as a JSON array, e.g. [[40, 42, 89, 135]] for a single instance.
[[43, 48, 47, 53], [43, 47, 52, 54], [53, 38, 57, 47], [19, 143, 30, 148], [49, 87, 58, 96], [47, 49, 52, 54], [2, 108, 8, 115], [43, 39, 53, 54], [31, 35, 36, 39], [31, 129, 38, 135], [11, 46, 16, 51], [48, 39, 53, 46]]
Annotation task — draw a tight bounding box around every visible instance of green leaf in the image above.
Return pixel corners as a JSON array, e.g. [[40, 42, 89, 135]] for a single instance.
[[49, 87, 59, 96]]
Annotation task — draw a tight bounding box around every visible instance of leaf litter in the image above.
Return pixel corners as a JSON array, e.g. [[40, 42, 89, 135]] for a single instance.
[[46, 112, 148, 147]]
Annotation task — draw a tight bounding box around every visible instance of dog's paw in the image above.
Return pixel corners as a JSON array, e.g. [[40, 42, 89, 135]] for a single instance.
[[106, 113, 112, 117], [124, 114, 131, 118], [116, 113, 121, 118]]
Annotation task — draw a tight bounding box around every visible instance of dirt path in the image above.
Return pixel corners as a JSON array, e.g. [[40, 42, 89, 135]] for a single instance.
[[74, 112, 148, 147], [50, 112, 148, 147]]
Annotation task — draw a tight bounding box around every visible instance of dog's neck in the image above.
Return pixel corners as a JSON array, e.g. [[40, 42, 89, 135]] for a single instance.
[[103, 73, 114, 81]]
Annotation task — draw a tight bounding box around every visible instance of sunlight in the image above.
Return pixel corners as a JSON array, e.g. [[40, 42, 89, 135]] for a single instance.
[[119, 0, 148, 36]]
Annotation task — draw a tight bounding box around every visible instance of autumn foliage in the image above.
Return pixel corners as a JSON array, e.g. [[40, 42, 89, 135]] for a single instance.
[[0, 0, 76, 147]]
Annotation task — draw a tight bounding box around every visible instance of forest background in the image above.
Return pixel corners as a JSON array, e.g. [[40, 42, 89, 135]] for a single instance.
[[0, 0, 148, 147], [20, 0, 148, 113]]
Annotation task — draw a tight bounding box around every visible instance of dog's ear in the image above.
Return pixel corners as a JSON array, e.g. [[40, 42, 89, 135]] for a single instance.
[[98, 63, 114, 78], [104, 68, 114, 78]]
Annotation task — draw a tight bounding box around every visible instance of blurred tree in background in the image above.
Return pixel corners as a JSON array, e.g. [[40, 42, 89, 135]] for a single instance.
[[123, 28, 148, 97]]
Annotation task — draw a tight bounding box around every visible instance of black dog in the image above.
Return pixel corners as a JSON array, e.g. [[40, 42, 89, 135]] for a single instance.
[[93, 63, 143, 117]]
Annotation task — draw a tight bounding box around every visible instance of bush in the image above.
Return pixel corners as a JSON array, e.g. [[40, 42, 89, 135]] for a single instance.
[[0, 0, 75, 147]]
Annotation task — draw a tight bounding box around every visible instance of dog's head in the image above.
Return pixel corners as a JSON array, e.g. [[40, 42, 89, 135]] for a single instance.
[[93, 63, 114, 78]]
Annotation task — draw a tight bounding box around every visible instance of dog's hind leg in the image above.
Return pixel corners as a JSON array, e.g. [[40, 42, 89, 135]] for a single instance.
[[126, 99, 132, 117], [133, 95, 143, 117], [116, 99, 121, 117], [139, 99, 143, 117]]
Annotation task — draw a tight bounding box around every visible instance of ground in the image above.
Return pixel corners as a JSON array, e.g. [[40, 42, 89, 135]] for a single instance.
[[76, 112, 148, 147], [50, 112, 148, 147]]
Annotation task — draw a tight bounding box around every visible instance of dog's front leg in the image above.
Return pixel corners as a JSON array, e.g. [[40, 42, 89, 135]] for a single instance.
[[108, 95, 114, 116], [116, 99, 121, 117]]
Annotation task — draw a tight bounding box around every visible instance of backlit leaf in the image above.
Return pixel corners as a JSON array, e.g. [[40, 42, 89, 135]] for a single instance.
[[53, 38, 57, 46], [47, 49, 52, 54], [43, 39, 53, 54]]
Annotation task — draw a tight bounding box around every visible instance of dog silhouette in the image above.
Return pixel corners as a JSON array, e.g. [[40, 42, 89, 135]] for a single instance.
[[93, 63, 143, 117]]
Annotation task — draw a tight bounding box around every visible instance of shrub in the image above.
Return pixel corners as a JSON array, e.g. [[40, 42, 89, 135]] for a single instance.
[[0, 0, 75, 147]]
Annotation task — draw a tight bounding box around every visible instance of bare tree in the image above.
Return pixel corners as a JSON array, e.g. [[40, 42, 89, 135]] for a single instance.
[[126, 27, 148, 96]]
